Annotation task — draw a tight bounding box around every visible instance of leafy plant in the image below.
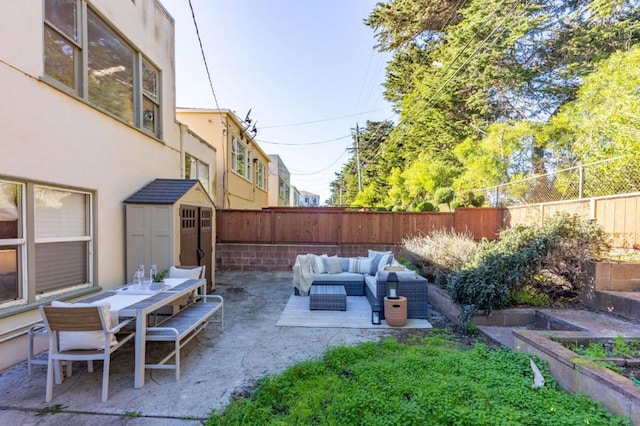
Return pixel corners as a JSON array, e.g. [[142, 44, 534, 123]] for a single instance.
[[120, 411, 142, 419], [448, 214, 610, 329], [207, 336, 629, 425], [152, 269, 168, 283], [434, 186, 454, 210], [36, 404, 67, 416], [566, 336, 640, 376]]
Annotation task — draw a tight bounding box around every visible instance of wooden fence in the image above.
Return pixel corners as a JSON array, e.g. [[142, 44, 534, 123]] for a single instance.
[[508, 193, 640, 248], [216, 207, 507, 245]]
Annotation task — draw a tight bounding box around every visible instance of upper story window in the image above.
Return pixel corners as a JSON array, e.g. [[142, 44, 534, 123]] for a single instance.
[[231, 135, 250, 180], [256, 162, 266, 190], [43, 0, 161, 138], [185, 153, 211, 196], [278, 178, 290, 200]]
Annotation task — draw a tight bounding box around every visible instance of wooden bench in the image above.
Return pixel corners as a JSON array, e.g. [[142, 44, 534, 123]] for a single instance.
[[144, 294, 223, 380]]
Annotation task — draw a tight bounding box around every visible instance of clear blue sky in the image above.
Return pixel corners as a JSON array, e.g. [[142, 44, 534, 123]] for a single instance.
[[159, 0, 393, 204]]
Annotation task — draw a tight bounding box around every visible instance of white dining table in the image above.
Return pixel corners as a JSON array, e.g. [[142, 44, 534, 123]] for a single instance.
[[80, 278, 206, 388]]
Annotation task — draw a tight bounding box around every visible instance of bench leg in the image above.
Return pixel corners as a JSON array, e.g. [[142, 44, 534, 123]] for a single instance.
[[175, 338, 180, 381]]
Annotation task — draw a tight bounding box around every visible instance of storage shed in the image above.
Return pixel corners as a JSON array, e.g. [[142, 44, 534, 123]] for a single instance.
[[124, 179, 215, 292]]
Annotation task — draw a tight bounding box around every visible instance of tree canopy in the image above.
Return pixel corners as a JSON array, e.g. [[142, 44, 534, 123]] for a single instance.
[[328, 0, 640, 209]]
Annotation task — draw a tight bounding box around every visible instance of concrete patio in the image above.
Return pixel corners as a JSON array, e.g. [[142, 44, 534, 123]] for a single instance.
[[0, 271, 413, 425]]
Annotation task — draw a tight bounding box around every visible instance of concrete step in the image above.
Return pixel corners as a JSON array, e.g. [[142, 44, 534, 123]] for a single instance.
[[478, 308, 640, 350], [592, 290, 640, 322]]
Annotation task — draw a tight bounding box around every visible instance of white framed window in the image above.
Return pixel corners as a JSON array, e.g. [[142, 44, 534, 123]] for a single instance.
[[185, 153, 211, 195], [279, 178, 290, 200], [0, 179, 93, 309], [256, 162, 266, 190], [231, 135, 250, 179], [0, 181, 25, 307], [34, 186, 92, 297], [43, 0, 161, 137]]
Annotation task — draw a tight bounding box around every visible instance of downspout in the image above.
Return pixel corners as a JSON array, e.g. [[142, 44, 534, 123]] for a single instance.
[[222, 116, 229, 208], [179, 123, 186, 178]]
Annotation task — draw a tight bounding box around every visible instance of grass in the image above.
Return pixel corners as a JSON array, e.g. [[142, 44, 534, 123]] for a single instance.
[[206, 332, 630, 425], [565, 335, 640, 378]]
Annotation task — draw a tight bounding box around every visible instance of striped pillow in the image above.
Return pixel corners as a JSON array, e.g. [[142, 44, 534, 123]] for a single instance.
[[348, 258, 372, 274]]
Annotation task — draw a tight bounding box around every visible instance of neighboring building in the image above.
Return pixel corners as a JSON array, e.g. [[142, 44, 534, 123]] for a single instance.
[[268, 155, 291, 207], [290, 186, 301, 207], [298, 191, 321, 207], [0, 0, 217, 369], [176, 109, 270, 210]]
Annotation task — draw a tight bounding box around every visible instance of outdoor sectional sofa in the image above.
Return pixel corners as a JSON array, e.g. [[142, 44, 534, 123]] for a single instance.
[[292, 252, 429, 319]]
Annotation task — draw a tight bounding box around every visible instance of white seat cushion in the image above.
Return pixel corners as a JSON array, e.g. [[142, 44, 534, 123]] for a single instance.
[[50, 301, 116, 351], [169, 266, 202, 279]]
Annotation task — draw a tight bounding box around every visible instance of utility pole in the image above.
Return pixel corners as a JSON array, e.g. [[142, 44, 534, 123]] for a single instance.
[[355, 122, 362, 193]]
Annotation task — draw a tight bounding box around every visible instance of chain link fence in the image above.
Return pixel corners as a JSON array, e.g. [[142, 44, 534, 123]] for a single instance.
[[475, 155, 640, 207]]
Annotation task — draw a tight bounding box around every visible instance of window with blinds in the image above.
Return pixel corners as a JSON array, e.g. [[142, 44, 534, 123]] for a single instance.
[[34, 186, 91, 294]]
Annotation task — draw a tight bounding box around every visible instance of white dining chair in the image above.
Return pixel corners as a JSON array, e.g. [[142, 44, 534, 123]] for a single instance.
[[39, 304, 135, 402]]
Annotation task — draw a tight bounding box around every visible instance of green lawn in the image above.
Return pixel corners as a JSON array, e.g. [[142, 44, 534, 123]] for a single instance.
[[207, 332, 630, 425]]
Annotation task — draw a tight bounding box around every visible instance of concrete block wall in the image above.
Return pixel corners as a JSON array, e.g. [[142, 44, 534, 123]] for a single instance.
[[216, 244, 398, 272]]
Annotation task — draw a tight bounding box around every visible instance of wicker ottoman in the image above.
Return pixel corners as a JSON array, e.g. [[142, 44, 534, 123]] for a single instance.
[[310, 285, 347, 311]]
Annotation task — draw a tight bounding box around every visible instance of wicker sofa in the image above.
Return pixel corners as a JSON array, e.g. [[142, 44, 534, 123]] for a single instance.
[[292, 252, 429, 319], [364, 270, 429, 319]]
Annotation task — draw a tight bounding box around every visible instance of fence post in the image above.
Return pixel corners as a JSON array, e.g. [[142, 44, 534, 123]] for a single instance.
[[337, 210, 343, 246], [494, 186, 499, 207], [579, 163, 585, 199], [270, 210, 276, 244]]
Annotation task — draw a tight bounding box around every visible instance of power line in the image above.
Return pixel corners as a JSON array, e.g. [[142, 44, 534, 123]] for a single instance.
[[260, 106, 391, 129], [257, 135, 351, 146], [338, 0, 531, 197], [288, 150, 349, 176], [188, 0, 222, 112]]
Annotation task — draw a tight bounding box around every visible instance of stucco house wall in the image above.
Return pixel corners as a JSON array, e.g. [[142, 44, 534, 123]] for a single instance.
[[176, 109, 270, 209], [0, 0, 215, 370], [268, 154, 291, 207]]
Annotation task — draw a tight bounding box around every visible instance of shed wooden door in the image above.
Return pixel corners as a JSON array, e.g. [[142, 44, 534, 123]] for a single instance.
[[180, 205, 213, 292]]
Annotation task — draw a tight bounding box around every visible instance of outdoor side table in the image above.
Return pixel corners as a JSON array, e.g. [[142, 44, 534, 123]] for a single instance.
[[310, 285, 347, 311], [384, 296, 407, 327]]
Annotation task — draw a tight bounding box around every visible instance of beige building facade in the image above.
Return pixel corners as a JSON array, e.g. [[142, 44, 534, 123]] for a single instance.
[[176, 109, 270, 210], [0, 0, 216, 369], [268, 155, 291, 207]]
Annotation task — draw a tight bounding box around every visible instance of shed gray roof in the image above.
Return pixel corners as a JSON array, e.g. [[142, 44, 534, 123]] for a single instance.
[[124, 179, 201, 204]]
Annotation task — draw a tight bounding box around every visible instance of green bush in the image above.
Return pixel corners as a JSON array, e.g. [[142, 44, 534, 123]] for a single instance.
[[413, 200, 437, 212], [448, 214, 610, 328], [434, 187, 454, 209]]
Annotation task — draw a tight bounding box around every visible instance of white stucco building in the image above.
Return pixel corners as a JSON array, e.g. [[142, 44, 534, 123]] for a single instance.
[[298, 191, 320, 207], [267, 155, 291, 207], [0, 0, 216, 369]]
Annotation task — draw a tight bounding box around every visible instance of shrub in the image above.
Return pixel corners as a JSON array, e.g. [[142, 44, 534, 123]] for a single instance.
[[434, 187, 454, 209], [448, 214, 611, 329], [413, 200, 437, 212], [402, 230, 477, 287]]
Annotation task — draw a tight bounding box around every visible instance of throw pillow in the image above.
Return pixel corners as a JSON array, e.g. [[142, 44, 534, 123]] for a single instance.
[[324, 256, 343, 274], [50, 301, 117, 351], [377, 253, 394, 272], [367, 249, 392, 259], [368, 251, 395, 275], [337, 257, 350, 271], [348, 258, 372, 274], [312, 254, 328, 274]]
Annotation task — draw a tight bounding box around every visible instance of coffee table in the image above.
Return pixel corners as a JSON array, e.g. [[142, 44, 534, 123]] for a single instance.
[[310, 285, 347, 311]]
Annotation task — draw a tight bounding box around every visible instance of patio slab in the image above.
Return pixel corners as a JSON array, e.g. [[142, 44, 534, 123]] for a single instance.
[[0, 272, 409, 424]]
